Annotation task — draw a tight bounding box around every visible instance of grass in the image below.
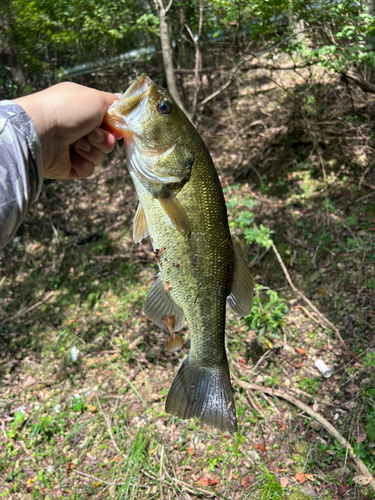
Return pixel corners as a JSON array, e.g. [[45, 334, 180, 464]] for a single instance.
[[1, 66, 375, 499]]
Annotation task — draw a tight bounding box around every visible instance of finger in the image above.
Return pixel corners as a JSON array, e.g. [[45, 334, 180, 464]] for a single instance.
[[87, 127, 117, 153], [74, 138, 105, 167], [102, 122, 123, 139], [69, 149, 95, 179]]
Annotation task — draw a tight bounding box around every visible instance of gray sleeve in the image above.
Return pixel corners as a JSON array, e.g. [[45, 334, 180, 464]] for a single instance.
[[0, 100, 43, 250]]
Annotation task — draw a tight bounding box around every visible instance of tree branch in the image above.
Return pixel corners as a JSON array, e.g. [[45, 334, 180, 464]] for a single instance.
[[343, 70, 375, 94], [235, 379, 375, 493], [175, 60, 319, 75], [270, 241, 361, 363]]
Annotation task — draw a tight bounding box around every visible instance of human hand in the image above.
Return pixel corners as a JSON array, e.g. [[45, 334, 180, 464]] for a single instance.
[[14, 82, 121, 179]]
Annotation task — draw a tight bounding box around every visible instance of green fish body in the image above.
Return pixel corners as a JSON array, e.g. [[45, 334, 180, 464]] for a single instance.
[[104, 75, 254, 432]]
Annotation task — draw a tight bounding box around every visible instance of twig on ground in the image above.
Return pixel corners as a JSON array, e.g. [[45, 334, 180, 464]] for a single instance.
[[356, 189, 375, 203], [235, 380, 375, 493], [271, 241, 361, 363], [245, 388, 266, 420], [343, 70, 375, 94], [73, 469, 145, 488], [251, 348, 275, 372], [159, 445, 164, 500], [249, 246, 271, 267], [260, 391, 280, 414], [66, 220, 127, 247], [95, 394, 122, 457], [295, 304, 324, 327], [0, 290, 54, 325], [359, 180, 375, 191]]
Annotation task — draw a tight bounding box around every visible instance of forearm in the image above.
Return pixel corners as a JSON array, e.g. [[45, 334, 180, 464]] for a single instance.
[[0, 101, 43, 250], [0, 82, 118, 250]]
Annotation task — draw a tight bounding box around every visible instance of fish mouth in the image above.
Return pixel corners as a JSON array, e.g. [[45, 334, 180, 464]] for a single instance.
[[103, 74, 152, 132]]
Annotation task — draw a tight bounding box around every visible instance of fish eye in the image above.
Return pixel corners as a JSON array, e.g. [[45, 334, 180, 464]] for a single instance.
[[158, 100, 172, 115]]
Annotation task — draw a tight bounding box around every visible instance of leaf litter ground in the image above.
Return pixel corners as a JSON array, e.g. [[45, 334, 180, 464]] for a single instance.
[[0, 67, 375, 500]]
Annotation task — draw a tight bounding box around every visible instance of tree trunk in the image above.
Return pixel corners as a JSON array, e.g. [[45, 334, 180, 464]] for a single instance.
[[153, 0, 187, 114], [0, 2, 26, 93], [288, 2, 305, 47]]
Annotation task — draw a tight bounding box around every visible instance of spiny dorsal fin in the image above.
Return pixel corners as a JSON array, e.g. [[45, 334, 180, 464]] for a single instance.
[[158, 186, 191, 236], [144, 273, 185, 331], [227, 247, 254, 316], [133, 202, 149, 243]]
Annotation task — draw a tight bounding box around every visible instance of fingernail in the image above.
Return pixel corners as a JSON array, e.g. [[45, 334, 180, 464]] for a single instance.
[[90, 128, 104, 144], [76, 139, 91, 153]]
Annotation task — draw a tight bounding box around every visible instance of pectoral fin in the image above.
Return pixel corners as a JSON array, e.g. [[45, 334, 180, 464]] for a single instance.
[[144, 273, 185, 331], [158, 186, 191, 236], [227, 248, 255, 316], [133, 202, 149, 243]]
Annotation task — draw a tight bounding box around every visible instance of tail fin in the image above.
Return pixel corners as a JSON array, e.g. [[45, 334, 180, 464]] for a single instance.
[[165, 356, 238, 433]]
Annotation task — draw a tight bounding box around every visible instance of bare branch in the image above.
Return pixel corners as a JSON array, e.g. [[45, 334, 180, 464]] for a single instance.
[[343, 70, 375, 94], [249, 26, 322, 58], [184, 23, 195, 43], [0, 290, 54, 325], [175, 60, 319, 75], [235, 379, 375, 493], [270, 241, 361, 363], [198, 56, 253, 108], [165, 0, 174, 14], [95, 394, 122, 457]]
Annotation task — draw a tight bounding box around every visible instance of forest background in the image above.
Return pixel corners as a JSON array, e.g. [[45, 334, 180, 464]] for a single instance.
[[1, 1, 375, 499]]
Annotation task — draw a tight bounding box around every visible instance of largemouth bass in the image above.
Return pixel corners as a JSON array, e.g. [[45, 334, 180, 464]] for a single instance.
[[104, 75, 254, 432]]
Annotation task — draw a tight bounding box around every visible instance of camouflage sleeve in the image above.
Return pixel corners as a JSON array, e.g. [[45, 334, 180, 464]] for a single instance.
[[0, 100, 43, 250]]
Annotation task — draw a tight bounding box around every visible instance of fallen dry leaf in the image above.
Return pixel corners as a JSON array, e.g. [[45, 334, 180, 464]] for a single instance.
[[242, 476, 254, 487], [304, 474, 315, 481], [87, 392, 95, 403], [198, 478, 219, 487], [353, 475, 371, 486], [280, 477, 288, 489], [356, 433, 367, 443], [65, 462, 76, 473], [187, 447, 194, 455], [295, 347, 307, 356], [256, 444, 266, 451], [293, 362, 304, 368], [337, 482, 349, 495], [295, 472, 308, 483]]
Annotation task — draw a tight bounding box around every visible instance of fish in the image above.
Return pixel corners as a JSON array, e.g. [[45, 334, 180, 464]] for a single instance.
[[103, 74, 254, 433]]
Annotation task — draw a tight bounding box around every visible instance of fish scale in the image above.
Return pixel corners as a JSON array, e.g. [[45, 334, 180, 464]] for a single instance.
[[104, 74, 254, 432]]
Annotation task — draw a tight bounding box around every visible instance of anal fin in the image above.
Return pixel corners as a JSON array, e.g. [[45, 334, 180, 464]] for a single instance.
[[133, 202, 149, 243], [227, 247, 254, 316], [144, 273, 185, 331]]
